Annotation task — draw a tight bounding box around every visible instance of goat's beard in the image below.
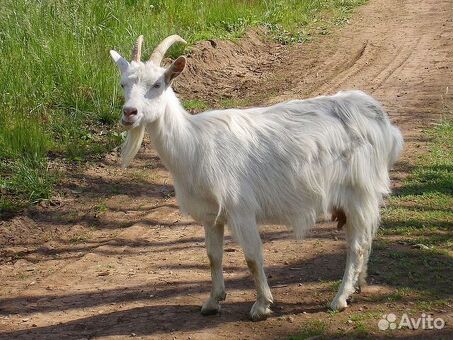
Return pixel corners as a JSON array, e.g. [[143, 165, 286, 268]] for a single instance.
[[120, 124, 145, 168]]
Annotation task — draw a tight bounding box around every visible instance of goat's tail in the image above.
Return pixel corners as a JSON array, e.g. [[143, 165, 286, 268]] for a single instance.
[[388, 125, 404, 168]]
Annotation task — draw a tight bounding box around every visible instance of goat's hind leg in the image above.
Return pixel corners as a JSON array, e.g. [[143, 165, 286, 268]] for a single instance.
[[229, 215, 273, 321], [357, 239, 372, 292], [201, 222, 226, 315], [330, 222, 368, 311]]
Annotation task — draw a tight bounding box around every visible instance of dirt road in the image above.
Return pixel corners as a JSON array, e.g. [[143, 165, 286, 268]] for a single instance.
[[1, 0, 452, 338]]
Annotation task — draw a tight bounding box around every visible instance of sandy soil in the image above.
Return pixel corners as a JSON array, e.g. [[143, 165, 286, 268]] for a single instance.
[[1, 0, 452, 338]]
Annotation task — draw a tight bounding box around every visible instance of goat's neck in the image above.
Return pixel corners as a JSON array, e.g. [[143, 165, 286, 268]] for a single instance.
[[147, 89, 193, 175]]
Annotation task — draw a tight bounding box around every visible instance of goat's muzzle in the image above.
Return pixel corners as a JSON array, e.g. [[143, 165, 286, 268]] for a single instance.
[[123, 107, 138, 117], [121, 107, 138, 127]]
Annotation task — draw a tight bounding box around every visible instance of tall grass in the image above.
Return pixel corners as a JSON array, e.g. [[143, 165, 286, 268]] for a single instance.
[[0, 0, 365, 215]]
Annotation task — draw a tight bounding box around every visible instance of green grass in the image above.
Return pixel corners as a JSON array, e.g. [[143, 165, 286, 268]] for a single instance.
[[375, 118, 453, 303], [289, 319, 327, 340], [183, 99, 209, 113], [380, 120, 453, 251], [0, 159, 56, 216], [0, 0, 366, 215], [371, 241, 452, 295], [183, 97, 255, 113]]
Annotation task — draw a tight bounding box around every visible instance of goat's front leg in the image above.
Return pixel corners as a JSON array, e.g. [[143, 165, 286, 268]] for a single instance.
[[230, 216, 273, 321], [201, 222, 226, 315]]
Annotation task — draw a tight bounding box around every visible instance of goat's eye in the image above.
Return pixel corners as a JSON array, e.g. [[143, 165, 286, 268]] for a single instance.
[[120, 83, 125, 89], [153, 82, 161, 89]]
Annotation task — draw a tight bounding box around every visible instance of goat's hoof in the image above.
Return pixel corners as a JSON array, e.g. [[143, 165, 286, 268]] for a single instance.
[[218, 291, 227, 301], [201, 306, 220, 316], [329, 298, 348, 311], [249, 302, 272, 321], [201, 299, 221, 316], [357, 281, 367, 294]]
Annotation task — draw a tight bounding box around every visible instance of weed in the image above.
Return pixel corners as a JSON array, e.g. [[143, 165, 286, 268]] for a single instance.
[[183, 99, 209, 113], [350, 321, 370, 337], [216, 97, 252, 109], [95, 203, 109, 213], [289, 319, 327, 339], [69, 235, 89, 244], [1, 159, 55, 217], [328, 279, 342, 292]]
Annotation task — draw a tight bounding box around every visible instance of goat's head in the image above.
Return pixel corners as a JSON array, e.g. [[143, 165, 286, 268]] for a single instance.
[[110, 35, 187, 128]]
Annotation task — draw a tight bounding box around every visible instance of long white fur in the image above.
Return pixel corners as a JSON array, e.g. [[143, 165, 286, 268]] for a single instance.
[[121, 124, 145, 168], [110, 42, 404, 320]]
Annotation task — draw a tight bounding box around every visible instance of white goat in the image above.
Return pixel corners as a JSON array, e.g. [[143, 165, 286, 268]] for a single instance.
[[109, 35, 404, 320]]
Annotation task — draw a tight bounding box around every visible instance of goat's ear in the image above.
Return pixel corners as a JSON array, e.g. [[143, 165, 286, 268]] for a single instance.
[[164, 56, 186, 84], [110, 50, 129, 72]]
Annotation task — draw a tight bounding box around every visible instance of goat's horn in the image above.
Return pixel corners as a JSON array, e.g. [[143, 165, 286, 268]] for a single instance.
[[132, 35, 144, 62], [149, 35, 187, 64]]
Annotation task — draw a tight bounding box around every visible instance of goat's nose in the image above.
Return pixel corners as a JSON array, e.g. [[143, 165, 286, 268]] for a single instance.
[[123, 107, 138, 117]]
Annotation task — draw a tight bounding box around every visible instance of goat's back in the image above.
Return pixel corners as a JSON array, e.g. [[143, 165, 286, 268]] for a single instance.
[[185, 90, 402, 232]]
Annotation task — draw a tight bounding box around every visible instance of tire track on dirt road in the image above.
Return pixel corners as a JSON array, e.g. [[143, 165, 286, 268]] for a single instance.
[[260, 0, 453, 137]]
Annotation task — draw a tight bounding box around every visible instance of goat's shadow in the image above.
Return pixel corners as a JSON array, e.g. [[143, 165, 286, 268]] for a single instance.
[[1, 238, 452, 339]]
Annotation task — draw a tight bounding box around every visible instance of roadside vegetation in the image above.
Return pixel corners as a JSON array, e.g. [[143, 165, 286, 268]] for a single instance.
[[381, 119, 453, 254], [376, 118, 453, 307], [0, 0, 366, 216]]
